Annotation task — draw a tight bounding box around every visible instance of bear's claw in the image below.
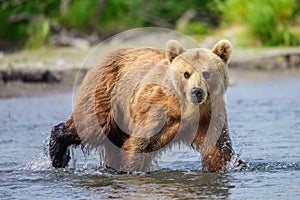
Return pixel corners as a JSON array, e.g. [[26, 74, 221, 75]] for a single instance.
[[49, 122, 81, 168]]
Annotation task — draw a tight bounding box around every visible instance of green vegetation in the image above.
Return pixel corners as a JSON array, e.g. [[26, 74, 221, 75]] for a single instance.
[[0, 0, 299, 50], [218, 0, 300, 46]]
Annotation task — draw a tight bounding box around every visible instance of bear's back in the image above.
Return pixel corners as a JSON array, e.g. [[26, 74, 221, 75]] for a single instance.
[[71, 47, 171, 146]]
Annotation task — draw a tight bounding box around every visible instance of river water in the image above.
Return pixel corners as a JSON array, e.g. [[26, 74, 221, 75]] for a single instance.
[[0, 78, 300, 199]]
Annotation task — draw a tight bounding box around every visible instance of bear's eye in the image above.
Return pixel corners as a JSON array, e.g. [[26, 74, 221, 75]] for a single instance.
[[184, 71, 190, 79], [202, 71, 210, 79]]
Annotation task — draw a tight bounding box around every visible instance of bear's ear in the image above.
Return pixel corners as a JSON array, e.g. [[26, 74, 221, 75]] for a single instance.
[[165, 39, 185, 63], [212, 39, 232, 63]]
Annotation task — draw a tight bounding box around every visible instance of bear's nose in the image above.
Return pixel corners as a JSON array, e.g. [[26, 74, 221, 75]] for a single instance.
[[191, 88, 204, 103]]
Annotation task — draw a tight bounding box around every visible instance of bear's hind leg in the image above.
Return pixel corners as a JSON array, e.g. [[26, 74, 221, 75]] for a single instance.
[[49, 122, 81, 168], [121, 137, 156, 173]]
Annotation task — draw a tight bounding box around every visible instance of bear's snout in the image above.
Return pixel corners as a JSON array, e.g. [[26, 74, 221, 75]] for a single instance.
[[190, 88, 204, 104]]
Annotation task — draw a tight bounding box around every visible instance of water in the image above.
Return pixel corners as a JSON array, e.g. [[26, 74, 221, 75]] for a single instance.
[[1, 78, 300, 199]]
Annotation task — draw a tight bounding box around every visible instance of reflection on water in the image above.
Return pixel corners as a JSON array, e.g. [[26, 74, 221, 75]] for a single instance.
[[73, 170, 233, 199], [1, 78, 300, 199]]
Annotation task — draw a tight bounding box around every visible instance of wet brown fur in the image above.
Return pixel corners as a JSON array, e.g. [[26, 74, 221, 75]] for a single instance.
[[58, 40, 234, 172]]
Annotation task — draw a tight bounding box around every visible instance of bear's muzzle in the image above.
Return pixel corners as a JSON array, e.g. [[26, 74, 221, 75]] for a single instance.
[[190, 87, 204, 104]]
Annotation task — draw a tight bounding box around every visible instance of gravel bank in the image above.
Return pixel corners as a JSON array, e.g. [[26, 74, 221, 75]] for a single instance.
[[1, 45, 300, 98]]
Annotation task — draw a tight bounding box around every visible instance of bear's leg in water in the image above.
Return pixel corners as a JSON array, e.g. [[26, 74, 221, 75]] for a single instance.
[[121, 137, 157, 173], [202, 124, 233, 172], [49, 122, 82, 168], [200, 122, 246, 172]]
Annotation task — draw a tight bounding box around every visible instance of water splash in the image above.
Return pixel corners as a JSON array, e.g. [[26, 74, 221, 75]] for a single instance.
[[21, 154, 52, 172], [19, 134, 300, 176], [20, 136, 52, 171], [245, 161, 300, 172], [225, 154, 247, 172]]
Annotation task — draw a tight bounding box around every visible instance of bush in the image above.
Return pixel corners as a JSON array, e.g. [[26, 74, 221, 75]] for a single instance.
[[0, 0, 60, 49], [25, 17, 50, 49], [60, 0, 218, 35], [218, 0, 300, 46], [59, 0, 99, 31]]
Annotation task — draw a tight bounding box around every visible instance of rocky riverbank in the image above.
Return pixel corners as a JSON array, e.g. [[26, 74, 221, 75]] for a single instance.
[[1, 44, 300, 98]]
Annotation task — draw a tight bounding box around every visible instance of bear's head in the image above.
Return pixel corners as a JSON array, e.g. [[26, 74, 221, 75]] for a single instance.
[[165, 39, 232, 105]]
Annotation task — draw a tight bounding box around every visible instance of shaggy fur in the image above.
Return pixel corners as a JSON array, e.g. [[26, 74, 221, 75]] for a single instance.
[[50, 39, 236, 172]]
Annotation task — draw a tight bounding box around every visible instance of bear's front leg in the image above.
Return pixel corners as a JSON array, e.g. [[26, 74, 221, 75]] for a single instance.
[[197, 124, 246, 172], [201, 127, 233, 172], [193, 121, 233, 172], [49, 122, 82, 168]]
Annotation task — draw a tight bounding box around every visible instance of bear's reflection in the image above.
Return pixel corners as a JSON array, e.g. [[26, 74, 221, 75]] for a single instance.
[[73, 169, 233, 199]]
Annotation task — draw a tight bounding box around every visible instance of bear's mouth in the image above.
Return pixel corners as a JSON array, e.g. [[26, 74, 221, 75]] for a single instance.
[[191, 97, 204, 105]]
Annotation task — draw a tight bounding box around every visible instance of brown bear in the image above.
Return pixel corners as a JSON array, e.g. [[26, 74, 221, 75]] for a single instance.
[[49, 39, 241, 172]]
